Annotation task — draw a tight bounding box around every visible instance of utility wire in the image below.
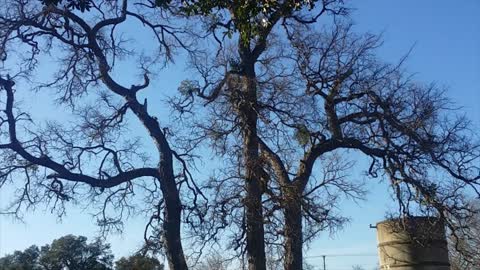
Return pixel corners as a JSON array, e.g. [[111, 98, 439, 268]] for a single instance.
[[306, 253, 378, 258], [305, 253, 378, 270]]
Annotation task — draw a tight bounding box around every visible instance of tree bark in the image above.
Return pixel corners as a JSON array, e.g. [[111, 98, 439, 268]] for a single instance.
[[283, 192, 303, 270], [128, 100, 188, 270], [159, 154, 188, 270], [238, 68, 267, 270], [245, 163, 267, 270]]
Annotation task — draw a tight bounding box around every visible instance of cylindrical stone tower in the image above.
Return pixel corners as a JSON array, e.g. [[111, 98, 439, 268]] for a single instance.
[[376, 216, 450, 270]]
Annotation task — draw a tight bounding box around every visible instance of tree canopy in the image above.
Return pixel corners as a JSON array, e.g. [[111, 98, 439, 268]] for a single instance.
[[115, 254, 164, 270], [0, 235, 167, 270], [0, 235, 113, 270], [39, 0, 93, 11]]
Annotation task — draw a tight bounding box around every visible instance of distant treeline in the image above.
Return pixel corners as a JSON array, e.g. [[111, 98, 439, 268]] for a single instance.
[[0, 235, 163, 270]]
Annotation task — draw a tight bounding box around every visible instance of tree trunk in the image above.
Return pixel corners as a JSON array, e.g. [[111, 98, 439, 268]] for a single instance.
[[159, 153, 189, 270], [128, 98, 189, 270], [245, 167, 267, 270], [239, 70, 267, 270], [284, 190, 303, 270]]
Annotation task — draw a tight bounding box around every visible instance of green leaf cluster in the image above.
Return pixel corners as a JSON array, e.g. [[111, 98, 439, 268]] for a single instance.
[[0, 235, 164, 270], [162, 0, 319, 44], [294, 124, 310, 146], [115, 254, 164, 270], [0, 235, 113, 270], [39, 0, 93, 12]]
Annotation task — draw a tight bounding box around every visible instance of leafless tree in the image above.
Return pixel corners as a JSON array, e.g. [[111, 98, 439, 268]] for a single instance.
[[191, 252, 231, 270], [449, 200, 480, 269], [2, 2, 478, 270], [172, 11, 480, 270], [169, 1, 349, 269], [0, 1, 205, 269], [285, 20, 480, 269]]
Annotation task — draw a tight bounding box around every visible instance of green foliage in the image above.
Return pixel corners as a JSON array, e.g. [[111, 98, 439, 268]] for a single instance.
[[169, 0, 320, 44], [115, 254, 164, 270], [294, 124, 310, 146], [155, 0, 172, 8], [0, 246, 42, 270], [39, 0, 93, 12], [0, 235, 113, 270], [40, 235, 113, 270], [0, 235, 165, 270], [178, 0, 316, 17]]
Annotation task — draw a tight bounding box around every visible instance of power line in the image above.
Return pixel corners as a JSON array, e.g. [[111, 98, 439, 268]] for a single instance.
[[306, 253, 378, 258], [305, 253, 378, 270]]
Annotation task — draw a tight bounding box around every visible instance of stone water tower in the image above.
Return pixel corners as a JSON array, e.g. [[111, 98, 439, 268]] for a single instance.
[[376, 216, 450, 270]]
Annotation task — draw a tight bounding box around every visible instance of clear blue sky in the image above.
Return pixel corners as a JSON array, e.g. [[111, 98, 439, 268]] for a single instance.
[[1, 1, 479, 270]]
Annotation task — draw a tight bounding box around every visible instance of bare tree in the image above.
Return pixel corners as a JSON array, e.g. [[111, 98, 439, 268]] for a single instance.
[[169, 1, 348, 269], [0, 1, 204, 269], [192, 252, 231, 270], [2, 2, 478, 270], [283, 20, 480, 269], [449, 200, 480, 270], [172, 11, 480, 270]]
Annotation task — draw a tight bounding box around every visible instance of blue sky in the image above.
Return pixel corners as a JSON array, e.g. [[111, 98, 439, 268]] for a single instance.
[[1, 1, 479, 269]]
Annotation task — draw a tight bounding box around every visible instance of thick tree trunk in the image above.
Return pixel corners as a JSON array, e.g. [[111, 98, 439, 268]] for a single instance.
[[159, 153, 189, 270], [128, 98, 189, 270], [283, 196, 303, 270], [239, 70, 267, 270], [245, 152, 267, 270]]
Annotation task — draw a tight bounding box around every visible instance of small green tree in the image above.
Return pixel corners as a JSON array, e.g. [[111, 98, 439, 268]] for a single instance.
[[115, 254, 164, 270], [39, 235, 113, 270], [0, 245, 42, 270], [0, 235, 113, 270]]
